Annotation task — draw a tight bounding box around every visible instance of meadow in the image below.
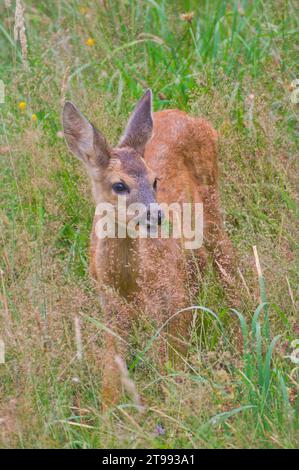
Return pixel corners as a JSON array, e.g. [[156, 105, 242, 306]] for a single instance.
[[0, 0, 298, 448]]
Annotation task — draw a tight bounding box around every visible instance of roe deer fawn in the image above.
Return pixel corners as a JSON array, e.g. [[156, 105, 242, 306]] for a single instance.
[[62, 89, 237, 406]]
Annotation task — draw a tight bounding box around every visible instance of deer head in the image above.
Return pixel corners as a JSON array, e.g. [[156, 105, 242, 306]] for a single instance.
[[62, 89, 163, 231]]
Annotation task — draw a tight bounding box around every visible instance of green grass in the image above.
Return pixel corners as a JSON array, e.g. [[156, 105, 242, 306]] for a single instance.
[[0, 0, 298, 448]]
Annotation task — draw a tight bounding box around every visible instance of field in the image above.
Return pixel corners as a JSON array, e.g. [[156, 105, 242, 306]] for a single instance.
[[0, 0, 298, 448]]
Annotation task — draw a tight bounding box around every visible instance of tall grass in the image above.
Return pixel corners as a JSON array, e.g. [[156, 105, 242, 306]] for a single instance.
[[0, 0, 298, 448]]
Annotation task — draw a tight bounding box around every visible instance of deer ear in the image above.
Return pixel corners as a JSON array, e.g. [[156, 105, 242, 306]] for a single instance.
[[119, 89, 153, 155], [62, 101, 111, 171]]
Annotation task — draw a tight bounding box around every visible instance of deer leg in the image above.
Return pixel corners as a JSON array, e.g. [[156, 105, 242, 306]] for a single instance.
[[153, 297, 193, 371], [166, 308, 193, 369], [151, 308, 192, 402], [100, 295, 134, 408]]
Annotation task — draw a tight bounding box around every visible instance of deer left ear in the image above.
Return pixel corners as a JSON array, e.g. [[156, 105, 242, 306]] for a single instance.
[[119, 89, 153, 156], [62, 101, 111, 172]]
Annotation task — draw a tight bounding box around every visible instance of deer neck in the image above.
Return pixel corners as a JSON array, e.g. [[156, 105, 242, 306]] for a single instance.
[[100, 228, 139, 300]]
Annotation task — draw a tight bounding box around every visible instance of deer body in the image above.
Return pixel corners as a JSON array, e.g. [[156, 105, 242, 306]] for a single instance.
[[63, 91, 236, 406]]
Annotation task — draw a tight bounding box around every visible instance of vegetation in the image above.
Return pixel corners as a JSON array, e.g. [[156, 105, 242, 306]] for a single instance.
[[0, 0, 298, 448]]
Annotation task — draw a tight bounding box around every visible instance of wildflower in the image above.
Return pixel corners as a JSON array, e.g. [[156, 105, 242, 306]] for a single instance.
[[288, 79, 299, 91], [79, 6, 88, 15], [31, 113, 37, 122], [85, 37, 95, 47], [155, 424, 166, 436], [18, 101, 26, 110], [289, 79, 299, 104], [180, 12, 194, 23], [288, 339, 299, 364]]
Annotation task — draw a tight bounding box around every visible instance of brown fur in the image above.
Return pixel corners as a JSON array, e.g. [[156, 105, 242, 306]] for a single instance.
[[63, 90, 237, 407]]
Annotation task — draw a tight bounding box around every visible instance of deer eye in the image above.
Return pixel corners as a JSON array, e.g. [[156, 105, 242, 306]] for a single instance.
[[153, 178, 158, 191], [112, 182, 129, 194]]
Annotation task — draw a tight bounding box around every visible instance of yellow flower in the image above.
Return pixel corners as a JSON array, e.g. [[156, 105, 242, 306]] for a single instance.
[[31, 114, 37, 122], [85, 37, 95, 47], [79, 6, 88, 15], [18, 101, 26, 110]]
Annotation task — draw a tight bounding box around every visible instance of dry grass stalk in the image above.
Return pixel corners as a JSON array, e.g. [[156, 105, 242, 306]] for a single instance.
[[74, 315, 83, 361], [253, 245, 262, 278], [60, 66, 70, 106], [14, 0, 28, 66], [285, 276, 295, 309], [238, 267, 251, 297], [245, 93, 255, 134], [114, 355, 144, 412], [252, 245, 269, 335], [0, 268, 13, 341]]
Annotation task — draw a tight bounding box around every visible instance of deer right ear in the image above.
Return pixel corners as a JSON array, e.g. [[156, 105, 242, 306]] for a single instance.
[[119, 89, 153, 155], [62, 101, 111, 171]]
